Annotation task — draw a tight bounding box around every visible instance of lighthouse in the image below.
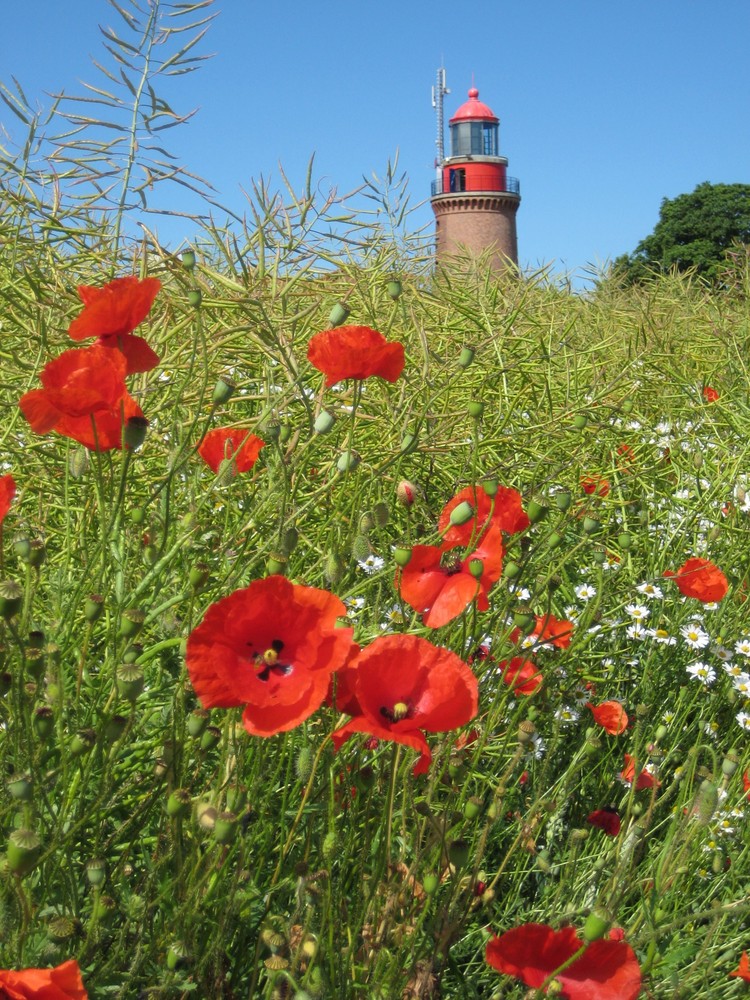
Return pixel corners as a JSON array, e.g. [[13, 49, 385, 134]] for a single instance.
[[430, 77, 520, 273]]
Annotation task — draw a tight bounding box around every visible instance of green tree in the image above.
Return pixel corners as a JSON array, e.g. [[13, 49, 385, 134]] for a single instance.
[[614, 182, 750, 282]]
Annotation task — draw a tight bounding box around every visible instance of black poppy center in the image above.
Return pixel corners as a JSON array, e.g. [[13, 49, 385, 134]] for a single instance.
[[250, 638, 293, 681], [380, 700, 413, 724]]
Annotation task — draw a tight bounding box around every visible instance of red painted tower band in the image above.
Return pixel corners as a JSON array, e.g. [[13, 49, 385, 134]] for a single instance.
[[431, 86, 520, 273]]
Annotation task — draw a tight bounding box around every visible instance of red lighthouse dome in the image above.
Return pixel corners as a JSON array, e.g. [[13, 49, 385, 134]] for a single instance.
[[449, 87, 498, 123]]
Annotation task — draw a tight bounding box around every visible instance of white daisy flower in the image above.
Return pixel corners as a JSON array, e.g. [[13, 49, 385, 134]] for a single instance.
[[649, 627, 677, 645], [626, 622, 649, 641], [686, 662, 716, 685], [681, 624, 710, 649], [636, 582, 664, 600], [735, 638, 750, 658], [357, 554, 384, 575], [735, 711, 750, 731], [554, 706, 579, 725], [574, 583, 597, 601], [626, 604, 650, 621]]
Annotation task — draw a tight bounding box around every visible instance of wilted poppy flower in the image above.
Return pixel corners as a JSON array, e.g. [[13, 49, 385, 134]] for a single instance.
[[186, 576, 354, 736], [581, 474, 610, 497], [397, 524, 503, 628], [307, 325, 405, 386], [198, 428, 266, 474], [621, 753, 660, 790], [19, 346, 144, 451], [587, 807, 621, 836], [68, 275, 161, 374], [0, 475, 16, 525], [587, 700, 628, 735], [331, 633, 479, 775], [510, 612, 574, 650], [729, 951, 750, 982], [702, 386, 720, 403], [664, 557, 728, 603], [438, 484, 529, 547], [499, 657, 543, 695], [0, 959, 88, 998], [486, 923, 641, 1000]]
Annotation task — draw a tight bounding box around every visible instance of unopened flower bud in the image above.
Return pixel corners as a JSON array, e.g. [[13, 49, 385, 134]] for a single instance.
[[467, 400, 484, 418], [372, 502, 389, 528], [69, 448, 90, 478], [396, 480, 418, 506], [448, 838, 471, 868]]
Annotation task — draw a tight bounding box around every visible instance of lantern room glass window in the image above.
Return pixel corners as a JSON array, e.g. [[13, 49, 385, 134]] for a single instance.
[[450, 121, 498, 157]]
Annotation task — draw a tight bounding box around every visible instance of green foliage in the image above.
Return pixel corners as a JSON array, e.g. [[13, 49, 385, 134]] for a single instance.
[[613, 181, 750, 284]]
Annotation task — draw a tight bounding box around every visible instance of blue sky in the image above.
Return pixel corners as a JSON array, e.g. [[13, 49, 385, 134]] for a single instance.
[[1, 1, 748, 282]]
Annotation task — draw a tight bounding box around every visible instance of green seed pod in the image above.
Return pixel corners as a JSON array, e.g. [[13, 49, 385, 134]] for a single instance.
[[69, 728, 96, 758], [517, 720, 536, 745], [547, 530, 563, 549], [187, 289, 202, 308], [468, 558, 484, 579], [187, 708, 209, 738], [582, 910, 611, 942], [47, 915, 79, 944], [266, 552, 288, 576], [181, 249, 196, 270], [12, 537, 30, 561], [279, 423, 292, 444], [122, 643, 143, 664], [84, 593, 104, 622], [116, 663, 145, 702], [400, 430, 418, 454], [449, 501, 474, 527], [129, 507, 146, 526], [124, 415, 149, 451], [481, 476, 499, 497], [92, 895, 117, 926], [226, 784, 247, 813], [313, 410, 336, 434], [33, 706, 54, 739], [328, 302, 350, 327], [422, 873, 439, 895], [386, 278, 402, 301], [25, 649, 44, 681], [336, 450, 360, 473], [513, 608, 536, 633], [592, 548, 607, 565], [195, 800, 217, 831], [166, 941, 191, 971], [721, 752, 740, 777], [503, 561, 521, 580], [618, 532, 632, 551], [214, 810, 238, 845], [166, 789, 192, 819], [554, 491, 572, 512], [621, 398, 634, 414], [582, 516, 601, 535], [393, 546, 412, 568], [86, 858, 107, 887], [0, 580, 23, 620], [572, 414, 588, 430], [68, 447, 90, 478], [7, 828, 41, 876], [104, 714, 128, 744], [654, 724, 669, 742], [448, 839, 471, 869], [526, 500, 548, 524], [27, 630, 45, 650], [142, 543, 158, 567], [7, 773, 33, 801], [467, 400, 484, 418], [463, 797, 483, 820], [200, 725, 221, 751], [458, 345, 475, 368], [212, 374, 236, 404], [188, 562, 210, 591], [118, 608, 145, 639], [26, 539, 46, 568]]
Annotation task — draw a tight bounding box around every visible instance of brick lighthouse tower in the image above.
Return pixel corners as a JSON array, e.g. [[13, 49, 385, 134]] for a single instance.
[[431, 73, 520, 273]]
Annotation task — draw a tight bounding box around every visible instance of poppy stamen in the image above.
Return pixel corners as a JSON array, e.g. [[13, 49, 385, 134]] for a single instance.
[[380, 700, 411, 723]]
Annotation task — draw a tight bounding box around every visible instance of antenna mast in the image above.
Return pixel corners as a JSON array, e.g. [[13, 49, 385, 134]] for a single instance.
[[431, 66, 450, 170]]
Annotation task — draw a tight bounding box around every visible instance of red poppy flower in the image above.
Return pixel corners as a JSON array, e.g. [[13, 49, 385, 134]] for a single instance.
[[581, 475, 610, 497], [587, 807, 621, 837], [19, 346, 144, 451], [0, 959, 88, 999], [663, 557, 728, 603], [621, 753, 660, 790], [730, 951, 750, 982], [743, 770, 750, 801], [327, 642, 363, 716], [438, 485, 529, 547], [186, 576, 354, 737], [486, 923, 641, 1000], [510, 613, 574, 650], [68, 275, 161, 374], [499, 657, 543, 695], [586, 700, 628, 735], [0, 475, 16, 525], [198, 428, 266, 474], [396, 524, 503, 628], [306, 325, 405, 386], [331, 634, 479, 775], [702, 386, 719, 403]]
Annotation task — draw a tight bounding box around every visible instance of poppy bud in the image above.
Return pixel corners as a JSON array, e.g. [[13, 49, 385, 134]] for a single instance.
[[279, 423, 292, 444], [582, 909, 611, 942], [86, 858, 107, 887], [181, 249, 196, 270], [118, 608, 145, 639], [386, 278, 402, 300], [449, 501, 474, 527], [467, 400, 484, 418], [314, 410, 336, 434], [124, 415, 149, 451], [117, 664, 145, 702], [336, 450, 360, 473], [400, 431, 418, 454], [167, 788, 192, 818], [282, 525, 299, 553], [214, 810, 239, 845], [7, 773, 32, 801], [187, 289, 202, 308], [322, 830, 337, 860], [554, 491, 572, 512], [396, 480, 418, 506], [188, 562, 210, 592], [226, 784, 247, 812], [266, 553, 288, 576], [7, 828, 41, 876], [195, 800, 217, 831], [526, 500, 548, 524], [68, 447, 90, 478], [372, 502, 389, 528], [351, 534, 371, 562], [693, 779, 719, 826], [328, 302, 350, 327], [212, 374, 236, 404], [0, 581, 23, 620], [324, 551, 345, 584], [458, 345, 475, 368]]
